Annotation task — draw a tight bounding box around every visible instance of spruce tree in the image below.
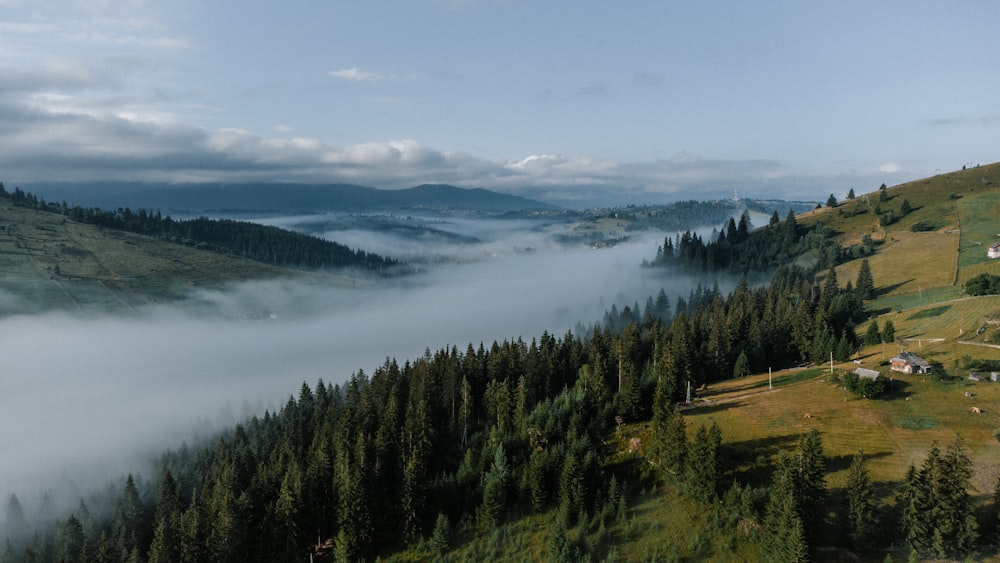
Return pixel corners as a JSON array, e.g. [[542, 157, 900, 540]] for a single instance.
[[899, 440, 979, 558], [732, 350, 750, 378], [790, 429, 827, 542], [429, 512, 451, 557], [856, 258, 875, 300], [684, 422, 721, 503], [763, 461, 809, 562], [845, 449, 879, 549], [882, 320, 895, 344], [864, 321, 881, 346], [649, 396, 686, 479]]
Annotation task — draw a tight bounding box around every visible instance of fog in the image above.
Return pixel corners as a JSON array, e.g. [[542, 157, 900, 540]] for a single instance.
[[0, 216, 706, 526]]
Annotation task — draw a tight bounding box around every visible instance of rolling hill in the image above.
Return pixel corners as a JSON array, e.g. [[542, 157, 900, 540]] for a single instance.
[[19, 181, 560, 215], [0, 197, 366, 315]]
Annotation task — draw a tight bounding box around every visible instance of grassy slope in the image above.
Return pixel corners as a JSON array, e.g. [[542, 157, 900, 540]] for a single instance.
[[0, 199, 358, 314]]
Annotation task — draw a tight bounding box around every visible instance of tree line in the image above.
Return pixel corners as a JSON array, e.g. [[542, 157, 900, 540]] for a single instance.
[[0, 184, 403, 273], [648, 208, 878, 277]]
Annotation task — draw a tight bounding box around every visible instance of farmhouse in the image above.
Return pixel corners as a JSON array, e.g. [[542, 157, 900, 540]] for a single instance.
[[890, 351, 932, 375], [989, 242, 1000, 259]]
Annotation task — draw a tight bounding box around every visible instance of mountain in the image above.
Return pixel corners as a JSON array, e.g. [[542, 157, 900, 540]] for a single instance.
[[21, 181, 560, 215]]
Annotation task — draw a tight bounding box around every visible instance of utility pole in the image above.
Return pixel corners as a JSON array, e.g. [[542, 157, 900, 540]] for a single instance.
[[769, 367, 772, 390]]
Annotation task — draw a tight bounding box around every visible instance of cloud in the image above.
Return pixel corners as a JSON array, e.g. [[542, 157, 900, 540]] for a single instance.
[[330, 67, 386, 82], [879, 162, 902, 173], [924, 114, 1000, 127]]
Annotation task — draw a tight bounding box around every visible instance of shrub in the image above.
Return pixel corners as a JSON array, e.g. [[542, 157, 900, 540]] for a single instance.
[[965, 273, 1000, 296], [842, 371, 889, 399]]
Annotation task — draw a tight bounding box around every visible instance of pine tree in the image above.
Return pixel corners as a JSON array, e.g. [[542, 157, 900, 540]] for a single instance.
[[790, 429, 827, 541], [882, 320, 895, 344], [732, 349, 750, 378], [429, 512, 451, 558], [58, 515, 86, 563], [683, 422, 721, 503], [649, 396, 686, 478], [481, 444, 509, 528], [864, 321, 881, 346], [763, 461, 809, 562], [899, 440, 979, 558], [856, 258, 875, 300], [845, 449, 878, 549]]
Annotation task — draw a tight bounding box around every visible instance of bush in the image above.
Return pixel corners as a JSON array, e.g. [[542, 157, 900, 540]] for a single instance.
[[842, 371, 888, 399], [965, 273, 1000, 296]]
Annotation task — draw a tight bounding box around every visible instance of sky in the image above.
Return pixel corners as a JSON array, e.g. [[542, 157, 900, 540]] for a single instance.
[[1, 0, 998, 205]]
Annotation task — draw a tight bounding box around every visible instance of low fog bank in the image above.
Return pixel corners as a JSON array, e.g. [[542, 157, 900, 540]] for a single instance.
[[0, 230, 701, 529], [251, 212, 575, 264]]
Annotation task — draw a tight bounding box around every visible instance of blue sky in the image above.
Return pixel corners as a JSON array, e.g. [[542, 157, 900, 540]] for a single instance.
[[1, 0, 997, 206]]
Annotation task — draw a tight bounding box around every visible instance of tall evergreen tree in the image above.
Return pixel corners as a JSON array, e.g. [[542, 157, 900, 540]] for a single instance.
[[648, 392, 686, 478], [898, 440, 978, 558], [864, 320, 881, 346], [790, 429, 827, 542], [763, 461, 809, 563], [845, 449, 879, 549], [683, 422, 721, 502], [882, 320, 895, 344], [856, 258, 875, 300], [480, 444, 509, 528]]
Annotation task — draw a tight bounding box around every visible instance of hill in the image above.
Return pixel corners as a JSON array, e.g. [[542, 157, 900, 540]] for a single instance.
[[0, 197, 366, 315], [20, 181, 560, 215]]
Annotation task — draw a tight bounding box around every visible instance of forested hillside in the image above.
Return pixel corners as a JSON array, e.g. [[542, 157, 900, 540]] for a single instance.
[[0, 185, 402, 273]]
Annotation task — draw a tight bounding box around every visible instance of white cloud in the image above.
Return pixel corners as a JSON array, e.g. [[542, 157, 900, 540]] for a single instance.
[[330, 67, 384, 82], [879, 162, 902, 173]]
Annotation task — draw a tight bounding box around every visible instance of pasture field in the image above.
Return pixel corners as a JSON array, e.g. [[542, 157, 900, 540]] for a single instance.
[[686, 363, 1000, 495], [957, 190, 1000, 270]]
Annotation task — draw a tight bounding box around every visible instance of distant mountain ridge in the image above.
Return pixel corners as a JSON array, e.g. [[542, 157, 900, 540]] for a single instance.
[[21, 181, 559, 215]]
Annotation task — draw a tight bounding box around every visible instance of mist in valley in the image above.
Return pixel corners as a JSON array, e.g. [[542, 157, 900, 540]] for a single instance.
[[0, 215, 714, 532]]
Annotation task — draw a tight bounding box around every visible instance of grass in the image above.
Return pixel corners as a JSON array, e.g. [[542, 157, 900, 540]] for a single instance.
[[957, 190, 1000, 269], [687, 342, 1000, 494], [0, 200, 357, 313], [746, 367, 825, 389]]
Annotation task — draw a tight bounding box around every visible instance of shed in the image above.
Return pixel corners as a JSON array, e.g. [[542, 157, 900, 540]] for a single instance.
[[855, 368, 880, 380]]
